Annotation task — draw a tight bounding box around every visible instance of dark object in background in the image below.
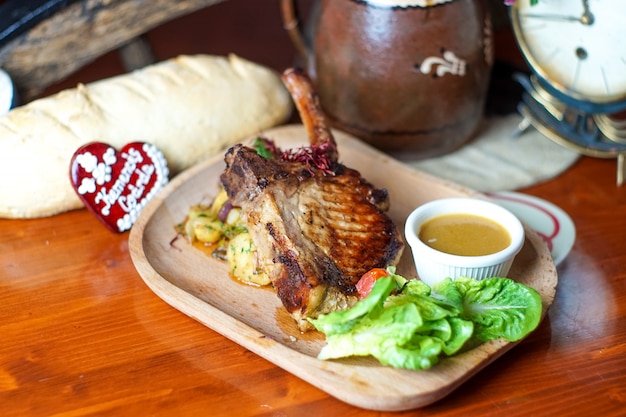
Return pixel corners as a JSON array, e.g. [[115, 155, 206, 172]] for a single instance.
[[0, 0, 224, 102], [0, 0, 82, 46], [484, 61, 527, 117]]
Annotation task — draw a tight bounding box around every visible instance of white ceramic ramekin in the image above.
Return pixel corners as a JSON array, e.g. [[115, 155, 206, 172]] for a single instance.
[[404, 197, 525, 287]]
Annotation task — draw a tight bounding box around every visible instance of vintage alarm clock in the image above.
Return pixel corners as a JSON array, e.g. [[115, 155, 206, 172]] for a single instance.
[[509, 0, 626, 184]]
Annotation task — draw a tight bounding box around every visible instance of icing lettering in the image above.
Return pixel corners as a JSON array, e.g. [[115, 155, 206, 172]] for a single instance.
[[118, 165, 155, 212], [94, 149, 145, 215]]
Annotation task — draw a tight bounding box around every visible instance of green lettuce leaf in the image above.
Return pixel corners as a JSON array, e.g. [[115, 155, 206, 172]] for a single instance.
[[311, 274, 543, 371], [433, 276, 543, 342], [418, 317, 474, 356], [401, 278, 431, 296], [316, 302, 423, 360], [309, 277, 396, 336], [376, 334, 444, 370], [384, 292, 460, 321]]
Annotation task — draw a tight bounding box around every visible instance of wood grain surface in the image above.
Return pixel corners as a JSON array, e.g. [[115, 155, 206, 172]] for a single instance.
[[1, 1, 625, 416]]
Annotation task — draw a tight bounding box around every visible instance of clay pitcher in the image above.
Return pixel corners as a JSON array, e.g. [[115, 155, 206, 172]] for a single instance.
[[280, 0, 493, 159]]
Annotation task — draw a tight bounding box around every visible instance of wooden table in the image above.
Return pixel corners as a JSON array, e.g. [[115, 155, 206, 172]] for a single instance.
[[2, 1, 625, 415]]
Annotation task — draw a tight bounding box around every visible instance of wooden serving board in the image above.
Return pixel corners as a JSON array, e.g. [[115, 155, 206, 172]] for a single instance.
[[128, 125, 558, 411]]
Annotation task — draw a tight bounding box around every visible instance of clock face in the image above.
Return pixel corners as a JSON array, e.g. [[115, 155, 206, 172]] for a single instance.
[[511, 0, 626, 105]]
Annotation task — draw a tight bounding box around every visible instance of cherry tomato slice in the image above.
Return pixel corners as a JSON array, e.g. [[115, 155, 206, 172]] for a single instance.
[[355, 268, 389, 299]]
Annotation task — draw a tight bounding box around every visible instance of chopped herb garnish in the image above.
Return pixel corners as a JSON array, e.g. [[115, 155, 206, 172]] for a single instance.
[[253, 136, 336, 176], [253, 137, 280, 159]]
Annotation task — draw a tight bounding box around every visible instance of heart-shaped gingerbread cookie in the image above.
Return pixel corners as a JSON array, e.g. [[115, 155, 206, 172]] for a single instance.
[[70, 142, 169, 232]]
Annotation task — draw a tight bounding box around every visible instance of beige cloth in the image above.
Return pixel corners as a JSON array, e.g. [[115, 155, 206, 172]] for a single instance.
[[408, 113, 580, 192]]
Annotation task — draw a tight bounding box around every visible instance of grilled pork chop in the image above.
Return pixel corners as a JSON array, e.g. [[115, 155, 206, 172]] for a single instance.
[[220, 68, 404, 331]]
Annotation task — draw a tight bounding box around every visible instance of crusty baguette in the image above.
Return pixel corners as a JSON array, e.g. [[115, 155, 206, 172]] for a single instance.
[[0, 54, 293, 218]]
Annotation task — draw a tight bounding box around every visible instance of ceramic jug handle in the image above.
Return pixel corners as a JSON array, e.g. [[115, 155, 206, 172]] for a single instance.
[[279, 0, 310, 65]]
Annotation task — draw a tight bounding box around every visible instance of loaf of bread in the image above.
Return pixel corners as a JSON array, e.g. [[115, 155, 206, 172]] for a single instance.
[[0, 54, 293, 218]]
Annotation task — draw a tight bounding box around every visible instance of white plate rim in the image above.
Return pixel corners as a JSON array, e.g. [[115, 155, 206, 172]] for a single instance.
[[487, 191, 576, 266]]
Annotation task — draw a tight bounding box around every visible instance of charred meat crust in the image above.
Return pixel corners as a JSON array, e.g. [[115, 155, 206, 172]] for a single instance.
[[220, 145, 404, 314], [218, 68, 403, 330]]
